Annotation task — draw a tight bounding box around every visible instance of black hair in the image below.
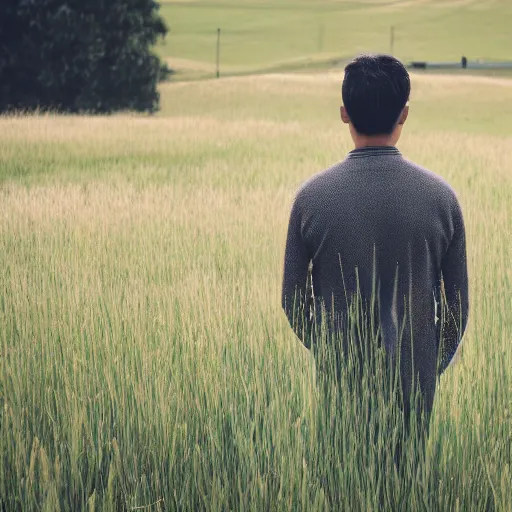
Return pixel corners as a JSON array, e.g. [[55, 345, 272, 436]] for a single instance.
[[342, 54, 410, 136]]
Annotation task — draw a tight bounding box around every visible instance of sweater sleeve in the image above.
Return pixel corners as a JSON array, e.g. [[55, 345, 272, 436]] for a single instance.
[[438, 195, 469, 374], [281, 193, 314, 348]]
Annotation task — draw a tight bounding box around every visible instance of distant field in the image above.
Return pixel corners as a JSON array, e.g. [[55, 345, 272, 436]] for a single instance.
[[1, 71, 511, 510], [159, 0, 512, 79]]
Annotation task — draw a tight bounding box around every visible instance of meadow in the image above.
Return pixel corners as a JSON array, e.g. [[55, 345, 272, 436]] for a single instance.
[[160, 0, 512, 80], [1, 1, 512, 511]]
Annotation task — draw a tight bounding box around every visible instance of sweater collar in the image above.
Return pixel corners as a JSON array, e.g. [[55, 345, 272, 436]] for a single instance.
[[347, 146, 401, 159]]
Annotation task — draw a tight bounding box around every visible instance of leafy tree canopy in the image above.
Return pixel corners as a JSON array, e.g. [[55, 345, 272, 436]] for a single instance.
[[0, 0, 169, 113]]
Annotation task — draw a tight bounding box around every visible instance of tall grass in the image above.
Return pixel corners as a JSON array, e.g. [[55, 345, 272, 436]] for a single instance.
[[0, 73, 511, 510]]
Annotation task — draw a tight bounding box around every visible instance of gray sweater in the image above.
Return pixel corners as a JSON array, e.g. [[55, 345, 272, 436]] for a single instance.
[[282, 146, 469, 415]]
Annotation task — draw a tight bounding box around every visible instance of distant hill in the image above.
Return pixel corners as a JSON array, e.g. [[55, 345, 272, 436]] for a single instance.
[[158, 0, 512, 80]]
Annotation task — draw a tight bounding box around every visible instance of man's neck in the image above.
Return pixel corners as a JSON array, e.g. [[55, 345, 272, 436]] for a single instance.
[[353, 135, 396, 149], [349, 126, 399, 149]]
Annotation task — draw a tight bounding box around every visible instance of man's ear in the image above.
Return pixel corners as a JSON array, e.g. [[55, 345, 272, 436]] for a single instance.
[[340, 106, 351, 124], [398, 105, 409, 125]]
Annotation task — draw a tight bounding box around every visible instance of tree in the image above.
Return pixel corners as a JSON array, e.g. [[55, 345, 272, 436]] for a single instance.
[[0, 0, 169, 113]]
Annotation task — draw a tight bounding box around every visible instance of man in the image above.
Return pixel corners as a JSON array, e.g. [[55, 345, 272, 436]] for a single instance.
[[281, 55, 469, 456]]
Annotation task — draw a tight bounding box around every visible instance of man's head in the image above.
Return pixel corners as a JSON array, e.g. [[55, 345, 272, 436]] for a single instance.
[[340, 54, 410, 146]]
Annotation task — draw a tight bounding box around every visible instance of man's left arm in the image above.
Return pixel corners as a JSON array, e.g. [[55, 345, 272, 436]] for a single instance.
[[281, 194, 314, 348], [438, 195, 469, 374]]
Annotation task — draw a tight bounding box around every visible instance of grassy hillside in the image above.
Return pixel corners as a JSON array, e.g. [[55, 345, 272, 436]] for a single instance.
[[159, 0, 512, 79], [1, 72, 511, 510]]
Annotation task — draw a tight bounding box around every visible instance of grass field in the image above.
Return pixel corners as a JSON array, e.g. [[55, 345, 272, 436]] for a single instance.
[[1, 70, 511, 511], [1, 1, 512, 511], [160, 0, 512, 80]]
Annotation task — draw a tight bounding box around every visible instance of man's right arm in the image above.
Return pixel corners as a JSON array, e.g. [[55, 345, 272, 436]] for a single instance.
[[282, 193, 314, 348], [438, 196, 469, 374]]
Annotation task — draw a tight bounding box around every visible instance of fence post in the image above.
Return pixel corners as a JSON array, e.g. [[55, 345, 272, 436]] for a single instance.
[[216, 28, 221, 78]]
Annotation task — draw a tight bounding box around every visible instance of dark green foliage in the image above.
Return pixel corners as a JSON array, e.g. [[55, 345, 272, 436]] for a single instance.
[[0, 0, 168, 113]]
